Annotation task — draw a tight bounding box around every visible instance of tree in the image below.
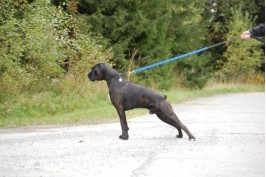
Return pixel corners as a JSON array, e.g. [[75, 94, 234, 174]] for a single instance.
[[215, 8, 264, 83], [204, 0, 264, 68], [169, 0, 211, 88], [76, 0, 209, 89]]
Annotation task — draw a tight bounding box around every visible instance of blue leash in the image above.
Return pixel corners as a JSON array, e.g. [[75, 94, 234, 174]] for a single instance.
[[129, 41, 226, 74], [123, 36, 261, 75]]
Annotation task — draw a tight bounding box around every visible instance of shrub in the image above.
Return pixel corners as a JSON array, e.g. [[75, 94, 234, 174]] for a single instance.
[[0, 0, 112, 119]]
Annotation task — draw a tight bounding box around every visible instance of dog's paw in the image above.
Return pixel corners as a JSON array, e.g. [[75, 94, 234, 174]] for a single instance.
[[119, 135, 129, 140], [149, 109, 156, 114], [176, 134, 183, 138], [189, 136, 196, 141], [149, 110, 154, 114]]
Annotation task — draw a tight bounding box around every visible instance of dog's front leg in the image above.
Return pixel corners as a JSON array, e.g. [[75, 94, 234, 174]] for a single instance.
[[116, 107, 129, 140]]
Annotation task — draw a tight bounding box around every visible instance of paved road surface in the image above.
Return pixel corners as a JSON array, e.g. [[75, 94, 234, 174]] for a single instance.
[[0, 93, 264, 177]]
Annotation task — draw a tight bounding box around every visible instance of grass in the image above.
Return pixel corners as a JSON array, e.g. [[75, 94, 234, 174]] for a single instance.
[[0, 83, 264, 128], [166, 83, 265, 103]]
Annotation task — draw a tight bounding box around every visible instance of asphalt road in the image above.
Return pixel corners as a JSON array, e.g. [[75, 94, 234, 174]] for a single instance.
[[0, 93, 265, 177]]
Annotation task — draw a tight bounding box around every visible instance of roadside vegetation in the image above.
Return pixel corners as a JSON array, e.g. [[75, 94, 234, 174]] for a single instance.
[[0, 0, 264, 127], [0, 83, 264, 127]]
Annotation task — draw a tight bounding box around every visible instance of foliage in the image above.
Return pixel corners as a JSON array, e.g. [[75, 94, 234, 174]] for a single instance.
[[0, 0, 111, 101], [0, 0, 264, 123], [204, 0, 264, 66], [0, 0, 113, 125], [75, 0, 210, 89], [77, 0, 173, 89], [1, 83, 264, 127], [170, 0, 211, 89], [215, 8, 264, 83], [175, 54, 212, 89]]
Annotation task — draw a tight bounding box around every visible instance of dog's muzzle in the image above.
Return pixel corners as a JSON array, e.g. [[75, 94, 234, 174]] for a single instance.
[[88, 71, 96, 81]]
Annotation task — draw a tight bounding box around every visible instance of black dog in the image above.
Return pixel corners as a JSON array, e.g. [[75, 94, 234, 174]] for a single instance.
[[88, 63, 195, 140]]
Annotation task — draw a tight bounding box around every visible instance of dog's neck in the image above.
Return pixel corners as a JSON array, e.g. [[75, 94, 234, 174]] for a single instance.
[[105, 67, 121, 86]]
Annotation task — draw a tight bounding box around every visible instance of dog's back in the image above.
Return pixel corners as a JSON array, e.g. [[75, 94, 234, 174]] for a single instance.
[[109, 79, 166, 111]]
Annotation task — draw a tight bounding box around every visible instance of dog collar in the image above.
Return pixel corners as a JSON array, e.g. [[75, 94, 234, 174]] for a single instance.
[[119, 77, 123, 82]]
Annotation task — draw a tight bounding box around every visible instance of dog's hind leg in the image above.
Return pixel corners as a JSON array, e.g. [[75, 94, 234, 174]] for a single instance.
[[155, 100, 195, 140], [176, 128, 183, 138]]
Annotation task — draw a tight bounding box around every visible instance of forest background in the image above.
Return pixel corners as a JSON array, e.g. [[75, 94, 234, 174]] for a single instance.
[[0, 0, 264, 126]]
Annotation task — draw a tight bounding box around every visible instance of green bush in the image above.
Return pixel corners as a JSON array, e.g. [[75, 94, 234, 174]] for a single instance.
[[0, 0, 112, 119], [0, 0, 111, 97]]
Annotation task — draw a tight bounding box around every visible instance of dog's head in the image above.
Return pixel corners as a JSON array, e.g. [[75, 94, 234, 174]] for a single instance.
[[88, 63, 119, 81], [88, 63, 106, 81]]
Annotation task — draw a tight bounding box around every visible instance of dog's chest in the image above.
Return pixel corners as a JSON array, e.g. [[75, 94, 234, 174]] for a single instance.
[[108, 80, 141, 105], [108, 80, 128, 97]]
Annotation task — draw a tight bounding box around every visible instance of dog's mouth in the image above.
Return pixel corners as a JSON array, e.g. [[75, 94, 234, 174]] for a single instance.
[[88, 71, 96, 81]]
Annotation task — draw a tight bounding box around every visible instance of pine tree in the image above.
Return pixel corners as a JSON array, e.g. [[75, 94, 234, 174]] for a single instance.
[[77, 0, 209, 89], [168, 0, 211, 88], [215, 8, 264, 83], [204, 0, 264, 69]]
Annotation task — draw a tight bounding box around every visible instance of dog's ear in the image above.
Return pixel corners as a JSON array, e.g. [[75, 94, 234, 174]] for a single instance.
[[98, 63, 106, 73], [98, 63, 105, 69]]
